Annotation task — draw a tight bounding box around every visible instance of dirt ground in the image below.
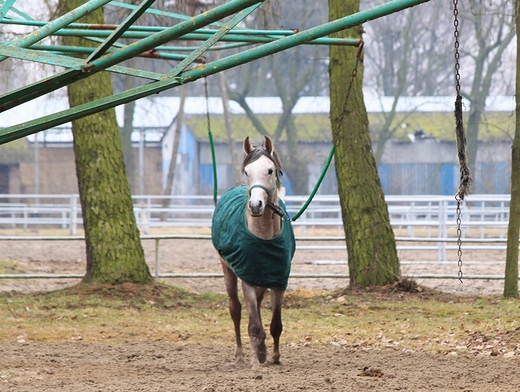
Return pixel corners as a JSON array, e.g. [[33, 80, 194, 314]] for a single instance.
[[0, 235, 517, 391], [2, 341, 520, 392], [0, 235, 508, 295]]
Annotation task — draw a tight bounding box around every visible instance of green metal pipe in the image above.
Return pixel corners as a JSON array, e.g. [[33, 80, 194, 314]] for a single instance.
[[168, 3, 261, 77], [86, 0, 157, 62], [86, 0, 265, 73], [109, 0, 232, 29], [4, 16, 355, 40], [0, 0, 16, 20], [2, 18, 359, 46], [28, 43, 192, 62], [181, 0, 430, 84], [0, 0, 113, 63], [0, 44, 165, 81]]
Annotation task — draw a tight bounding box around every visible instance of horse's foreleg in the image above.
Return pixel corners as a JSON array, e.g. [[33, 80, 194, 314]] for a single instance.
[[242, 282, 267, 369], [270, 289, 285, 364], [221, 261, 244, 365]]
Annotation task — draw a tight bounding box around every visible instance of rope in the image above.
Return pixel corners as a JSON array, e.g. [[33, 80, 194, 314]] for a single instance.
[[292, 41, 364, 222], [204, 77, 218, 206], [206, 41, 364, 219], [291, 144, 335, 221], [453, 0, 472, 201]]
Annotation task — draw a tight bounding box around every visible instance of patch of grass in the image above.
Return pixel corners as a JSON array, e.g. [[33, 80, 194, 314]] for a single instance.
[[0, 282, 519, 357], [0, 259, 21, 274]]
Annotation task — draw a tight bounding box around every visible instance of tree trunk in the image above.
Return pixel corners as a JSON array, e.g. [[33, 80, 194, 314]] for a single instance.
[[60, 0, 151, 284], [329, 0, 400, 287], [121, 99, 136, 193], [504, 0, 520, 298]]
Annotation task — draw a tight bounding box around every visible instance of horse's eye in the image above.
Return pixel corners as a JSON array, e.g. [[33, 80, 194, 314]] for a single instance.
[[244, 170, 248, 177], [268, 169, 273, 175]]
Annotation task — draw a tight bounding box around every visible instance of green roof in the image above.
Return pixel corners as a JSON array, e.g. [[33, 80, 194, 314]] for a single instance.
[[184, 111, 514, 143]]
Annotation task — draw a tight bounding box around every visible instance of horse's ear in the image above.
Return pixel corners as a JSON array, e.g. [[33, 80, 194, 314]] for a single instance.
[[264, 135, 273, 155], [243, 136, 252, 154]]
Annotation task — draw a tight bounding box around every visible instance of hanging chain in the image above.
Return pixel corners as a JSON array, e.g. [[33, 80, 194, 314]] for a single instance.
[[453, 0, 461, 96], [332, 40, 364, 145], [455, 195, 463, 283], [453, 0, 464, 283]]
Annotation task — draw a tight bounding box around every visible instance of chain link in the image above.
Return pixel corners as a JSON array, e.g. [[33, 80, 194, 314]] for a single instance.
[[455, 195, 463, 283], [453, 0, 461, 95], [453, 0, 464, 283]]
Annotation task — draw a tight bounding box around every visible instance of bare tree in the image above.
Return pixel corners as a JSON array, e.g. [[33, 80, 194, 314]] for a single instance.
[[363, 2, 454, 163], [224, 0, 329, 194], [504, 0, 520, 298], [459, 0, 515, 173], [329, 0, 400, 287]]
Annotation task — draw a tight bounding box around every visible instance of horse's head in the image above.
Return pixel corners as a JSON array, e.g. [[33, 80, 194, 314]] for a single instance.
[[242, 136, 282, 217]]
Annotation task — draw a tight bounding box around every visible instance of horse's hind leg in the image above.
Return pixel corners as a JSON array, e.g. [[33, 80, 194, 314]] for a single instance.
[[221, 260, 245, 365], [242, 282, 267, 369], [270, 289, 285, 364]]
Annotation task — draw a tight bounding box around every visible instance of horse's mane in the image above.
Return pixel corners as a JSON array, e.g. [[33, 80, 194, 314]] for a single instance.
[[242, 142, 283, 188]]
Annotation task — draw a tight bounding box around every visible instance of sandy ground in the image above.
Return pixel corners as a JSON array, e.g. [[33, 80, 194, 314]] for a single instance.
[[2, 341, 520, 392], [0, 235, 516, 392]]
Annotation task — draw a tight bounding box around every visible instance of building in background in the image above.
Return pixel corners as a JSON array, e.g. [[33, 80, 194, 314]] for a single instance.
[[0, 96, 514, 196]]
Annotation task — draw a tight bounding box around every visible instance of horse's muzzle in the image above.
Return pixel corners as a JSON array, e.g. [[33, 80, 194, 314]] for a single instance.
[[249, 200, 264, 217]]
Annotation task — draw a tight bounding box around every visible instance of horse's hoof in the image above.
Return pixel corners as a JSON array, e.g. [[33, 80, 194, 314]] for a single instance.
[[235, 357, 247, 367], [257, 342, 267, 363]]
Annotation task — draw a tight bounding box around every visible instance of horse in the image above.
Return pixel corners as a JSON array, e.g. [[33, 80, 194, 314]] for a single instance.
[[211, 135, 296, 369]]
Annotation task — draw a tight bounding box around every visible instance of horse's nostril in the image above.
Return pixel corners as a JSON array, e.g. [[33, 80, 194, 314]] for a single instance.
[[258, 200, 263, 207]]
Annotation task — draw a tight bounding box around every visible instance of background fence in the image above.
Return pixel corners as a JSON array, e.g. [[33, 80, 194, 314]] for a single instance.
[[0, 194, 513, 282]]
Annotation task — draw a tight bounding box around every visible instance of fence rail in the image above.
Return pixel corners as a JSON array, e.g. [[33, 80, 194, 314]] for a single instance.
[[0, 193, 511, 234], [0, 194, 513, 281], [0, 234, 515, 281]]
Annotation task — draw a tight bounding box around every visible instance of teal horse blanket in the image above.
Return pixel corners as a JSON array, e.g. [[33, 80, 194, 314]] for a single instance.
[[212, 185, 295, 290]]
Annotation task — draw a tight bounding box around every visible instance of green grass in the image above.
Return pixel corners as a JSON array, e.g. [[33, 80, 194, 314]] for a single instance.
[[1, 282, 520, 357], [0, 259, 20, 274]]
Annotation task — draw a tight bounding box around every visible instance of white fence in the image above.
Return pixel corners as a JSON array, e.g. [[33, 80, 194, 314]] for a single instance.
[[0, 193, 510, 236], [0, 194, 512, 274]]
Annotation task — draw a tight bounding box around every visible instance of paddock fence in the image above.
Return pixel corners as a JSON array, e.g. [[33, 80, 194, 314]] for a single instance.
[[0, 194, 514, 281]]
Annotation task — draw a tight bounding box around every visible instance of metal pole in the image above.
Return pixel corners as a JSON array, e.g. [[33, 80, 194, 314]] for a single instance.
[[139, 129, 144, 195], [34, 133, 39, 205], [155, 238, 160, 279], [0, 0, 113, 63]]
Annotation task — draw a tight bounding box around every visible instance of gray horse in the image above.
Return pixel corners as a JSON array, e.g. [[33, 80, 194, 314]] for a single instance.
[[212, 136, 295, 369]]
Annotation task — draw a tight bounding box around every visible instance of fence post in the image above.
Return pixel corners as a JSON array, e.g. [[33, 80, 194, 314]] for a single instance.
[[438, 200, 447, 261], [70, 196, 77, 235], [155, 238, 160, 278]]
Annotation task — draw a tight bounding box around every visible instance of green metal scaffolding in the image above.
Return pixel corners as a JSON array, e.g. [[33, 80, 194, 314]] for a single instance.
[[0, 0, 429, 145]]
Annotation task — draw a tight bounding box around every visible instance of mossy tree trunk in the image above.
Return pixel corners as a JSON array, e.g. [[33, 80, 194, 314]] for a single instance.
[[60, 0, 151, 284], [503, 0, 520, 298], [329, 0, 400, 287]]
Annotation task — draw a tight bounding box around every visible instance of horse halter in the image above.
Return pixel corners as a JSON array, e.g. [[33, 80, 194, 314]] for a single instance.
[[248, 183, 277, 200], [248, 178, 290, 220]]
